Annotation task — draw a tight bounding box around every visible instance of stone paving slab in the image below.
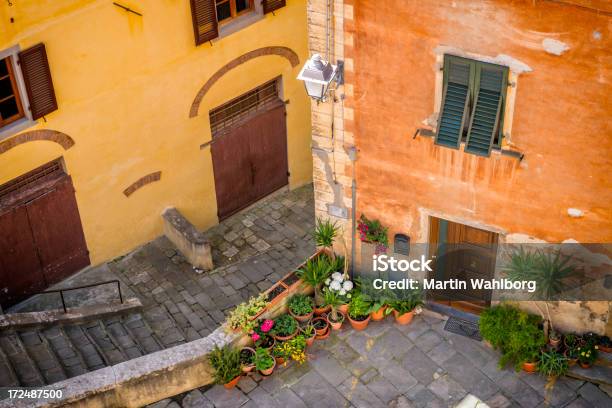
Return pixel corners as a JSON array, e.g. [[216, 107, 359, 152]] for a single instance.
[[148, 313, 612, 408]]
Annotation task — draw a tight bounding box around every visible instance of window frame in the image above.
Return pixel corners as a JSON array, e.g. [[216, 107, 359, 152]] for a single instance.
[[0, 55, 26, 128], [0, 45, 35, 140], [215, 0, 255, 25]]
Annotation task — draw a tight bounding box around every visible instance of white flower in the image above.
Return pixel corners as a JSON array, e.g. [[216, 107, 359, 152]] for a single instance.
[[339, 289, 346, 296], [325, 278, 331, 285], [342, 281, 353, 291], [331, 272, 342, 281], [330, 280, 342, 291]]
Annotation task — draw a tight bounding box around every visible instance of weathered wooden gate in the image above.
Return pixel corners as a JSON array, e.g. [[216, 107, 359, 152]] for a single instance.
[[0, 160, 90, 308], [210, 80, 289, 220]]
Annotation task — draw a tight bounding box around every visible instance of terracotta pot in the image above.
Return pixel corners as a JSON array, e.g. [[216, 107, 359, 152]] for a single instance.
[[563, 350, 577, 367], [273, 326, 299, 342], [599, 345, 612, 353], [316, 326, 331, 340], [327, 313, 345, 330], [338, 304, 349, 315], [255, 337, 275, 353], [522, 361, 538, 373], [579, 361, 592, 369], [348, 314, 371, 331], [393, 309, 415, 325], [305, 334, 316, 347], [312, 317, 329, 335], [370, 306, 387, 321], [259, 358, 277, 376], [289, 309, 314, 323], [549, 337, 561, 349], [275, 357, 286, 365], [314, 304, 331, 316], [224, 375, 241, 389], [240, 347, 255, 373]]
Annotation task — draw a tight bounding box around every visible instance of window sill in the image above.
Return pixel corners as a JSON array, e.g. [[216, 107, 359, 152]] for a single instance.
[[0, 118, 37, 142], [216, 10, 264, 41]]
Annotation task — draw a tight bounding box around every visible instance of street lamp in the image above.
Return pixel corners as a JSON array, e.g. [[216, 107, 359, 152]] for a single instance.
[[297, 54, 340, 102]]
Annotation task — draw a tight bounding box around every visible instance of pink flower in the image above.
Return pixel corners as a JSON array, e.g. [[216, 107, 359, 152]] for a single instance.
[[251, 332, 260, 342], [261, 319, 274, 333]]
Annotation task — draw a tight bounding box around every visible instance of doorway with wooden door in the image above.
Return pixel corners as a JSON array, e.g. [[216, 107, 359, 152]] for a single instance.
[[428, 216, 499, 314], [0, 159, 90, 309], [209, 79, 289, 221]]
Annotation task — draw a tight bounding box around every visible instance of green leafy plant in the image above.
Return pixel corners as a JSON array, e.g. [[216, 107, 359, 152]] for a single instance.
[[253, 347, 275, 371], [288, 294, 314, 316], [314, 218, 338, 253], [539, 351, 569, 378], [324, 287, 344, 323], [348, 292, 372, 320], [271, 314, 298, 337], [296, 255, 334, 305], [357, 214, 389, 254], [274, 335, 307, 364], [301, 324, 315, 338], [226, 293, 269, 334], [388, 289, 423, 315], [576, 342, 598, 365], [208, 345, 242, 385]]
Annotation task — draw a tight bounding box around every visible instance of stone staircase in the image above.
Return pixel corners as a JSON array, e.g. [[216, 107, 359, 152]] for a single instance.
[[0, 308, 190, 388]]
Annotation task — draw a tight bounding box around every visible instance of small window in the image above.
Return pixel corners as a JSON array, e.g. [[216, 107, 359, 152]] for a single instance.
[[215, 0, 254, 24], [0, 56, 25, 129], [435, 55, 508, 157], [394, 234, 410, 256]]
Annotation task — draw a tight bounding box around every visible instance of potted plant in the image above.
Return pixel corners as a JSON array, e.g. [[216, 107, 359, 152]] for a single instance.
[[314, 217, 338, 258], [311, 316, 329, 336], [347, 292, 372, 331], [564, 333, 577, 350], [549, 329, 561, 350], [239, 347, 255, 373], [253, 347, 276, 376], [296, 254, 334, 308], [301, 324, 316, 347], [324, 288, 345, 330], [521, 348, 541, 373], [539, 350, 569, 380], [324, 269, 353, 315], [389, 289, 423, 325], [357, 214, 389, 255], [576, 342, 598, 369], [275, 335, 307, 365], [208, 345, 242, 389], [288, 294, 315, 322], [598, 336, 611, 353], [564, 345, 579, 367], [271, 314, 299, 341], [272, 342, 289, 366], [225, 293, 269, 334], [251, 319, 276, 351]]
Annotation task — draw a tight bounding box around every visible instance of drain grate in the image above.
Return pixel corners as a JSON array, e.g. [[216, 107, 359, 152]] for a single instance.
[[444, 316, 482, 341]]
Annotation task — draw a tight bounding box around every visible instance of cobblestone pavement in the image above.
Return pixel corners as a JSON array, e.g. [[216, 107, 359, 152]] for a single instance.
[[148, 314, 611, 408], [0, 186, 316, 388]]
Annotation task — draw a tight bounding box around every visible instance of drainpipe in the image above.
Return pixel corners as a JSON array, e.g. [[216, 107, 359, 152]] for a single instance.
[[348, 146, 357, 277]]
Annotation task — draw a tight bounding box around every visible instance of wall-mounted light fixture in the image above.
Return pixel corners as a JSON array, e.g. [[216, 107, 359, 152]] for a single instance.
[[297, 54, 342, 102]]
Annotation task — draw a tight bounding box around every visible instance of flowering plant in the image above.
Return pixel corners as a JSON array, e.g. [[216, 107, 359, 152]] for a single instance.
[[252, 319, 275, 348], [324, 271, 353, 304], [273, 335, 307, 365], [357, 215, 389, 254], [576, 343, 598, 365], [225, 293, 269, 334]]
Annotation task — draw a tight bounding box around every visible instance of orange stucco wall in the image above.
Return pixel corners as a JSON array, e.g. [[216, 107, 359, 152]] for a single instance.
[[348, 0, 612, 244]]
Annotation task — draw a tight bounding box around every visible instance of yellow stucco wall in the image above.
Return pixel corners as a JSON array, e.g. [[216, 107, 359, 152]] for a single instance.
[[0, 0, 312, 265]]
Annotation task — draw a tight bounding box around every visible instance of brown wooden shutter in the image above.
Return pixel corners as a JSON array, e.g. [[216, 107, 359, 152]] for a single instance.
[[190, 0, 219, 45], [18, 43, 58, 120], [262, 0, 286, 14]]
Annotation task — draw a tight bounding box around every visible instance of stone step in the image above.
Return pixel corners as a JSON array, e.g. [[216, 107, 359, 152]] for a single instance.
[[0, 343, 19, 387], [142, 306, 187, 348], [122, 313, 165, 354], [63, 325, 107, 371], [102, 316, 144, 359], [568, 351, 612, 386], [81, 320, 128, 366], [18, 330, 68, 385], [40, 326, 89, 378], [0, 333, 45, 386]]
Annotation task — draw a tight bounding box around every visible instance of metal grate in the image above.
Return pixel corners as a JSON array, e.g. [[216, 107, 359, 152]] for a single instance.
[[0, 159, 64, 200], [444, 316, 482, 341], [209, 79, 279, 135]]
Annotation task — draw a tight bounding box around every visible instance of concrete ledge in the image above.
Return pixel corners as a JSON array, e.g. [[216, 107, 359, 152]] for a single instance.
[[0, 298, 142, 331], [162, 208, 213, 271]]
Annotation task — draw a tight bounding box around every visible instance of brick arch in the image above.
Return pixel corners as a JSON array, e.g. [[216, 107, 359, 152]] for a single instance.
[[123, 171, 162, 197], [189, 46, 300, 118], [0, 129, 75, 155]]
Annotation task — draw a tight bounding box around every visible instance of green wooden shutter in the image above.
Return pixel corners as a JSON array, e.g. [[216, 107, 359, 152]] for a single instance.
[[435, 57, 472, 149], [465, 64, 507, 156]]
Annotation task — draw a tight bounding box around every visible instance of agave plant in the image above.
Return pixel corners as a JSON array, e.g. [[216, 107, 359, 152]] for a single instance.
[[314, 217, 338, 256], [296, 255, 334, 305]]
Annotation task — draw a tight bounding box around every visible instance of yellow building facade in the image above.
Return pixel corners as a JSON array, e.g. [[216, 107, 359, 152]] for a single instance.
[[0, 0, 311, 272]]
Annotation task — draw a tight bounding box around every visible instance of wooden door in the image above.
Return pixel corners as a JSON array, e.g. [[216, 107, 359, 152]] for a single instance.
[[26, 178, 90, 286], [211, 102, 288, 220], [429, 217, 498, 314], [0, 207, 47, 308]]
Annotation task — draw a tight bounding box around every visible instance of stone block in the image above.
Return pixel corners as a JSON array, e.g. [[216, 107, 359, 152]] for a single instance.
[[162, 208, 213, 271]]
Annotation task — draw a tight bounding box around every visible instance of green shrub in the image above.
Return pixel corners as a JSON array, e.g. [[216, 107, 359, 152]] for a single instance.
[[208, 345, 242, 384], [539, 351, 569, 378], [314, 218, 338, 249], [271, 314, 298, 337], [348, 292, 372, 320], [288, 294, 314, 316], [253, 347, 275, 371], [225, 293, 268, 334], [388, 288, 423, 315]]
